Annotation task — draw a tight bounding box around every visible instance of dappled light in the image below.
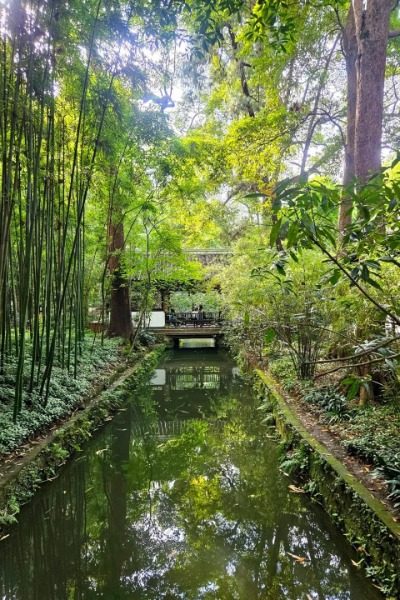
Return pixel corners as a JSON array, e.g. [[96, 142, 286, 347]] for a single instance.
[[0, 0, 399, 597], [0, 350, 381, 599]]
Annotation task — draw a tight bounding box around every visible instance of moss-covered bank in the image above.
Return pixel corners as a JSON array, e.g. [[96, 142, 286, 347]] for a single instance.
[[0, 347, 164, 531], [255, 369, 400, 598]]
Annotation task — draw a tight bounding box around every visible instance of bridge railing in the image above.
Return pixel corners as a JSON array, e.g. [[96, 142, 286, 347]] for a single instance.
[[165, 311, 223, 328]]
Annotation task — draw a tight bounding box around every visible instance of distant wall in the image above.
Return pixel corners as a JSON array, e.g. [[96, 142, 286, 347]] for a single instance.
[[132, 311, 165, 328]]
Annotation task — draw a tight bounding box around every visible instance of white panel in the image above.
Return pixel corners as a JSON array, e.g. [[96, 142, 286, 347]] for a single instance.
[[150, 369, 166, 385], [131, 311, 166, 328]]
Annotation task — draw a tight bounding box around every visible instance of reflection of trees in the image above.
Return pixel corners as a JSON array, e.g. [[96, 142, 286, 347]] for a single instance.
[[0, 456, 87, 599], [145, 406, 370, 600], [91, 395, 381, 599], [0, 358, 382, 600], [100, 405, 132, 597]]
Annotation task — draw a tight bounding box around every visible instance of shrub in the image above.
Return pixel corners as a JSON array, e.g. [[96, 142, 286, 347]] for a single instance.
[[269, 357, 297, 391], [303, 385, 352, 423]]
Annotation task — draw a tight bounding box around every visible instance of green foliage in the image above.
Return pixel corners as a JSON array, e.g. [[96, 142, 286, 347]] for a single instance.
[[271, 167, 400, 325], [170, 290, 223, 312], [0, 501, 19, 526], [341, 404, 400, 509], [138, 329, 157, 347], [220, 229, 334, 377], [0, 339, 121, 456], [269, 357, 297, 391], [48, 443, 69, 462], [280, 444, 310, 477], [303, 385, 352, 423]]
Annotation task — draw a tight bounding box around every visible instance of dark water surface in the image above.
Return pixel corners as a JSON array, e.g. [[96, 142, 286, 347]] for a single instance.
[[0, 349, 383, 599]]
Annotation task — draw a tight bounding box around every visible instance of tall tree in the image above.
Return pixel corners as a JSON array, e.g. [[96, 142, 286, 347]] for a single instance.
[[108, 219, 133, 340], [338, 5, 357, 234], [352, 0, 392, 182], [339, 0, 397, 234]]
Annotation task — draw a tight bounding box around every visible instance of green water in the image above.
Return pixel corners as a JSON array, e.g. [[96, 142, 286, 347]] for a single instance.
[[0, 349, 383, 599]]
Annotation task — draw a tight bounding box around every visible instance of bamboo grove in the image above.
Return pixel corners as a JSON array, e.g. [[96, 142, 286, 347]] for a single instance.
[[0, 1, 91, 418], [0, 0, 174, 420]]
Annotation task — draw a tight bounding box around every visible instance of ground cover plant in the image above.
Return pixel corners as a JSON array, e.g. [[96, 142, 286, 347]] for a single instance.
[[339, 404, 400, 509], [261, 346, 400, 512], [0, 338, 122, 456]]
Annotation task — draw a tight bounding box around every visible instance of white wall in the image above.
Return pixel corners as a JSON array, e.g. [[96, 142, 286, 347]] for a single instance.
[[131, 311, 165, 328]]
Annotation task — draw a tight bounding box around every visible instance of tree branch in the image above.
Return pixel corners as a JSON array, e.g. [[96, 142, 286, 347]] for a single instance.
[[311, 237, 400, 327], [309, 335, 400, 365], [315, 351, 400, 379]]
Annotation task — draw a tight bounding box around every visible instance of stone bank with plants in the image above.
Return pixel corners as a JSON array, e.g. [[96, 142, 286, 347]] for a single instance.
[[0, 345, 163, 530]]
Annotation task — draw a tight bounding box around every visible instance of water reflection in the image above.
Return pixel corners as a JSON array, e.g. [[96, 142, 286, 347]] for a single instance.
[[152, 365, 223, 390], [0, 349, 382, 599]]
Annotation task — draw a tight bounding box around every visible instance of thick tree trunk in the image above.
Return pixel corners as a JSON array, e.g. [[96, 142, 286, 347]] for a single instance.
[[160, 288, 170, 312], [107, 221, 133, 339], [352, 0, 392, 182], [339, 6, 357, 236]]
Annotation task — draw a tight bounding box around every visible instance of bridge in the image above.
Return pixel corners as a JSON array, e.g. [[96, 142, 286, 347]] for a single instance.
[[89, 310, 226, 343], [148, 311, 223, 346], [149, 311, 224, 346], [154, 326, 223, 345]]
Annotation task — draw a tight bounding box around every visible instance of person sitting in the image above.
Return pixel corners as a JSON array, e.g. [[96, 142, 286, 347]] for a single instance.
[[169, 308, 178, 327], [192, 305, 198, 326], [197, 304, 204, 327]]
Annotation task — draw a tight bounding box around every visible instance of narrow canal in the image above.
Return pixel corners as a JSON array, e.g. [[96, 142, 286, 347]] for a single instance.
[[0, 348, 383, 599]]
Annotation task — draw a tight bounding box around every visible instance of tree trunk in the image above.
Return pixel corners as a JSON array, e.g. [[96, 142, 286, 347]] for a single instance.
[[107, 221, 133, 339], [352, 0, 392, 182], [226, 25, 255, 118], [338, 6, 357, 236], [160, 288, 170, 312]]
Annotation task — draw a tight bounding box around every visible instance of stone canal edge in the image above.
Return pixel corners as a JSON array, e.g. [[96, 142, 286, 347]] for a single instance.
[[0, 346, 164, 534], [255, 369, 400, 598]]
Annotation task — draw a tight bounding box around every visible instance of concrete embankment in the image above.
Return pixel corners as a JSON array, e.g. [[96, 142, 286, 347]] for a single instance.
[[255, 369, 400, 598]]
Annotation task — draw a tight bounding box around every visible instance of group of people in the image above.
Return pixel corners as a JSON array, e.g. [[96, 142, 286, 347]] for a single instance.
[[168, 305, 206, 327]]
